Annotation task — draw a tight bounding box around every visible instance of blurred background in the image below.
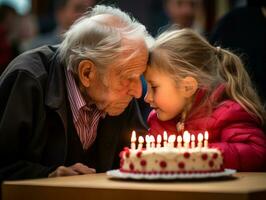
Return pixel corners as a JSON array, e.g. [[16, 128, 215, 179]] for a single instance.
[[0, 0, 265, 103]]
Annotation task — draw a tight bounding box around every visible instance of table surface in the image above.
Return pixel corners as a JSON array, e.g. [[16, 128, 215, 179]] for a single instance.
[[2, 172, 266, 200]]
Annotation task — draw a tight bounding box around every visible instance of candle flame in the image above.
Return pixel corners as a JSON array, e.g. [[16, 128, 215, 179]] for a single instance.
[[191, 134, 195, 141], [138, 136, 144, 143], [163, 131, 168, 140], [145, 135, 150, 143], [177, 135, 182, 142], [204, 131, 209, 140], [131, 130, 136, 142], [150, 135, 155, 142], [132, 130, 209, 150], [183, 131, 190, 143], [157, 135, 162, 143], [198, 133, 203, 142], [168, 135, 176, 143]]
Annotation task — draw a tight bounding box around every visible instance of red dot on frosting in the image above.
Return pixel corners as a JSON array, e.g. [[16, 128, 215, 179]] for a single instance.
[[125, 151, 130, 158], [178, 162, 185, 169], [140, 159, 147, 166], [129, 163, 134, 170], [136, 151, 142, 158], [201, 153, 208, 160], [209, 160, 214, 167], [184, 152, 190, 159], [213, 153, 218, 159], [159, 161, 167, 168]]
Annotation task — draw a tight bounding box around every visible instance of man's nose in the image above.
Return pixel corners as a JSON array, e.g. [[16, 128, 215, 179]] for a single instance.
[[128, 78, 142, 98]]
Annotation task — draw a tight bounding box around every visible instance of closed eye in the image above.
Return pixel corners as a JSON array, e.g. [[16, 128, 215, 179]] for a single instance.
[[150, 85, 159, 92]]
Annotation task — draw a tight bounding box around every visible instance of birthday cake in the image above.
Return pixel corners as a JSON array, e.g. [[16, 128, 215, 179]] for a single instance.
[[119, 132, 224, 174]]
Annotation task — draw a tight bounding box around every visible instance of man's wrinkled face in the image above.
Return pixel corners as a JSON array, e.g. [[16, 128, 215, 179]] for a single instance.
[[84, 42, 148, 116]]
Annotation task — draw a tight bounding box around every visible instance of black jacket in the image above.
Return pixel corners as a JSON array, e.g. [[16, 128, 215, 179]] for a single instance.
[[0, 46, 148, 181]]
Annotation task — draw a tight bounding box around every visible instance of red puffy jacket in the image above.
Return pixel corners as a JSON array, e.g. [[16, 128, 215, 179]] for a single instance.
[[147, 85, 266, 171]]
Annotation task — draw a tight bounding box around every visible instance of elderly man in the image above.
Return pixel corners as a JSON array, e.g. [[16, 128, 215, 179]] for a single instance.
[[0, 5, 152, 181]]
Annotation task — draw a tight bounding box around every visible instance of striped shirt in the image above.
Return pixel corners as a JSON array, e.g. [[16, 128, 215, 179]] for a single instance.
[[65, 69, 105, 150]]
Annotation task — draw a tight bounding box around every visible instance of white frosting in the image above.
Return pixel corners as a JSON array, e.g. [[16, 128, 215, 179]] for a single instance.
[[120, 147, 223, 173]]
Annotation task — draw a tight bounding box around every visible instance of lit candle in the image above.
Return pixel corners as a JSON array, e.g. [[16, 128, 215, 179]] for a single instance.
[[156, 135, 162, 148], [163, 131, 168, 148], [137, 136, 144, 150], [131, 130, 137, 150], [168, 135, 176, 148], [204, 131, 209, 148], [183, 131, 190, 148], [150, 135, 155, 148], [191, 134, 195, 149], [145, 135, 150, 149], [177, 135, 182, 148], [197, 133, 203, 149]]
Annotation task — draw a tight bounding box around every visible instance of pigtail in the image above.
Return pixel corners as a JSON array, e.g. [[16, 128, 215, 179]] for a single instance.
[[176, 101, 193, 133], [216, 47, 265, 124]]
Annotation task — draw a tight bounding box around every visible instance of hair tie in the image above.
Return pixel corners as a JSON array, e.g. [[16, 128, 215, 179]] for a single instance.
[[216, 46, 221, 55]]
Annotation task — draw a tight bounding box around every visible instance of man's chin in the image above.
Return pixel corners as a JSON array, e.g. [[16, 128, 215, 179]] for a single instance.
[[106, 107, 126, 116]]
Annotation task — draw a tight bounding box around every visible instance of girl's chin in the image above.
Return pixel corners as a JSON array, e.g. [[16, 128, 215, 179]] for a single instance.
[[156, 111, 169, 121], [156, 110, 176, 121]]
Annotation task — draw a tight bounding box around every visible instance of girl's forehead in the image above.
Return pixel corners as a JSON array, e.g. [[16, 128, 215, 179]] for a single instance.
[[144, 67, 158, 79], [145, 67, 168, 82]]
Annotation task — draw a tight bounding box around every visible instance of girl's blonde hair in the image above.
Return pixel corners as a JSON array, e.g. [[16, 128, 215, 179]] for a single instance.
[[149, 28, 265, 125]]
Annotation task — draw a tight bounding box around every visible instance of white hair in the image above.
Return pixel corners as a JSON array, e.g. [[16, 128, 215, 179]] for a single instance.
[[58, 5, 153, 74]]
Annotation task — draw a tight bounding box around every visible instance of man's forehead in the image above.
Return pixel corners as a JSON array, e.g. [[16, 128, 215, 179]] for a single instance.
[[122, 64, 146, 75], [113, 42, 147, 67]]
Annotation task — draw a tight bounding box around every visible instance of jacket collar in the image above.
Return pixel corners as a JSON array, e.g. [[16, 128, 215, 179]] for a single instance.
[[44, 46, 66, 109], [44, 46, 68, 134]]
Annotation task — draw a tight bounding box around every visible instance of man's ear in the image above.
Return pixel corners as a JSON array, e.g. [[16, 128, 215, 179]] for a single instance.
[[182, 76, 198, 98], [78, 60, 96, 87]]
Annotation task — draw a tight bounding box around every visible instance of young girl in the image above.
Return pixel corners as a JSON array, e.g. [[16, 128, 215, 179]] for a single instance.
[[144, 28, 266, 171]]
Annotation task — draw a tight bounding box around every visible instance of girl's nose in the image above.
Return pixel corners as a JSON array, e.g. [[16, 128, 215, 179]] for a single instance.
[[144, 89, 152, 104]]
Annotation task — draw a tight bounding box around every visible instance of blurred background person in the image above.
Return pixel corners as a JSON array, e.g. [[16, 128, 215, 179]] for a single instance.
[[23, 0, 96, 50], [0, 0, 37, 74], [210, 0, 266, 105], [101, 0, 167, 36], [0, 3, 19, 74], [158, 0, 205, 35]]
